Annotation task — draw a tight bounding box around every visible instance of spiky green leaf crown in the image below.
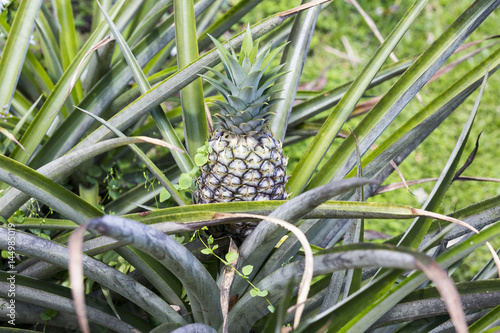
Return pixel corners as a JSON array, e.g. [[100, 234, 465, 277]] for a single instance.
[[203, 27, 286, 136]]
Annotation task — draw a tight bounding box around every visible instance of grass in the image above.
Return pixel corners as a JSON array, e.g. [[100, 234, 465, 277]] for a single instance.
[[241, 0, 500, 281], [240, 0, 500, 238]]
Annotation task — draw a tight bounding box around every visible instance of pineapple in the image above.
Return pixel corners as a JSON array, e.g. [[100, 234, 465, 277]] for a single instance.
[[195, 28, 288, 239]]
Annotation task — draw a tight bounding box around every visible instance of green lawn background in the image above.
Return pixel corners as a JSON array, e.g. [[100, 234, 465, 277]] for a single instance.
[[243, 0, 500, 278]]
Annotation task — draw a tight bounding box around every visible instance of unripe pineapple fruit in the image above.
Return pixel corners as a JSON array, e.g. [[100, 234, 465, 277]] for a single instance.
[[195, 28, 288, 238]]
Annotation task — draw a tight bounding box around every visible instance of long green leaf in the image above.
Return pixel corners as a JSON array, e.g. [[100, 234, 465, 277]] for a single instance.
[[0, 272, 152, 331], [8, 200, 470, 232], [250, 216, 328, 286], [1, 95, 41, 155], [421, 194, 500, 251], [231, 178, 377, 295], [117, 0, 153, 42], [98, 1, 193, 173], [36, 6, 62, 80], [30, 0, 212, 168], [328, 216, 500, 332], [72, 9, 311, 153], [269, 0, 320, 141], [90, 0, 111, 33], [126, 0, 173, 47], [75, 107, 188, 205], [103, 172, 172, 215], [0, 283, 136, 331], [317, 64, 491, 333], [287, 0, 428, 196], [55, 0, 83, 102], [298, 15, 500, 256], [287, 56, 415, 128], [0, 17, 57, 110], [316, 47, 500, 247], [0, 0, 42, 118], [8, 0, 132, 165], [343, 138, 364, 298], [10, 89, 33, 117], [120, 247, 188, 318], [35, 19, 64, 86], [0, 137, 171, 218], [228, 244, 462, 332], [12, 198, 474, 288], [397, 63, 489, 250], [0, 154, 102, 224], [372, 280, 500, 329], [0, 227, 186, 325], [174, 0, 208, 158], [343, 47, 500, 197], [87, 215, 222, 327], [469, 301, 500, 332], [107, 66, 179, 117], [35, 9, 65, 96], [40, 2, 60, 42], [305, 0, 499, 192]]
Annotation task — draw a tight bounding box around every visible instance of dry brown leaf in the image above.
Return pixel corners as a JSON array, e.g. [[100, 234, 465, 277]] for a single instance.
[[279, 0, 333, 19], [389, 160, 414, 196], [323, 44, 362, 64], [452, 132, 482, 181], [349, 96, 383, 118], [0, 126, 25, 151], [415, 260, 468, 333], [228, 295, 239, 312], [68, 223, 91, 333], [486, 242, 500, 278], [205, 102, 214, 136], [430, 42, 500, 84], [340, 36, 362, 66], [455, 34, 500, 53], [134, 136, 186, 153], [413, 208, 500, 276], [221, 238, 239, 333]]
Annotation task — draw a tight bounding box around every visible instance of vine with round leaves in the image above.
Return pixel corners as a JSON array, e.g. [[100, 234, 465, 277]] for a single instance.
[[193, 228, 275, 313], [159, 143, 212, 202]]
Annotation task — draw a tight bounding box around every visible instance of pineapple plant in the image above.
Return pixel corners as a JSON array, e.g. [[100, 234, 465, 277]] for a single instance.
[[196, 28, 289, 239], [1, 1, 500, 332]]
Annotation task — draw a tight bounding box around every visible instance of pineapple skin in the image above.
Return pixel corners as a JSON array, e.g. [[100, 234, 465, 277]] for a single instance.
[[196, 129, 287, 203], [195, 129, 288, 238]]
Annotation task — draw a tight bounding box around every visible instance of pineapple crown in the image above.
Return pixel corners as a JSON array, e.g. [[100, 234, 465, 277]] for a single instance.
[[203, 26, 286, 136]]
